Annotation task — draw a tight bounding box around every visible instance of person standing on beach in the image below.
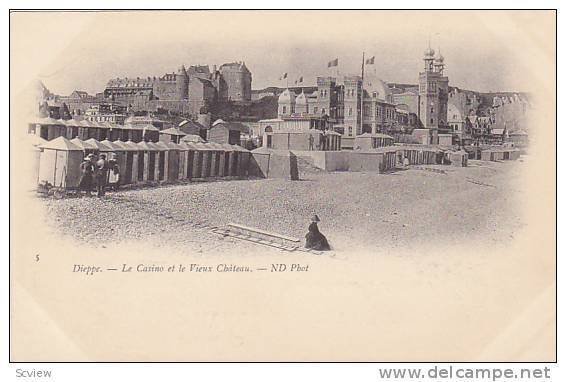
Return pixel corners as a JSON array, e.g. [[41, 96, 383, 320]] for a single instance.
[[95, 154, 109, 197], [107, 153, 121, 191], [79, 153, 95, 196]]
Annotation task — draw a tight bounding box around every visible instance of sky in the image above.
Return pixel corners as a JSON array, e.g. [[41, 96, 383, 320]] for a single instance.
[[10, 11, 555, 96]]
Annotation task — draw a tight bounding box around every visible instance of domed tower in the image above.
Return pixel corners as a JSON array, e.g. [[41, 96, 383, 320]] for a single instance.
[[419, 46, 438, 133], [295, 90, 308, 114], [278, 89, 296, 118], [434, 52, 445, 75], [418, 44, 449, 139], [423, 46, 435, 73], [176, 65, 189, 100]]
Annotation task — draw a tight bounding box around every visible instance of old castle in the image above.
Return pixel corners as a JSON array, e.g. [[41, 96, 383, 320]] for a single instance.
[[103, 62, 252, 116]]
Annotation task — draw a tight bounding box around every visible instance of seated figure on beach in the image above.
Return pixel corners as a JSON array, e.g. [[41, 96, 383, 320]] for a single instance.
[[305, 214, 331, 251]]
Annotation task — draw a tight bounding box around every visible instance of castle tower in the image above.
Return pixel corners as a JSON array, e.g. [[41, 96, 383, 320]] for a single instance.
[[219, 61, 252, 102], [176, 65, 189, 100], [278, 88, 296, 118], [343, 76, 362, 137]]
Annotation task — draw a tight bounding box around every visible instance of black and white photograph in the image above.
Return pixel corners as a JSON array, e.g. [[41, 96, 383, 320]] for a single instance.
[[8, 9, 556, 367]]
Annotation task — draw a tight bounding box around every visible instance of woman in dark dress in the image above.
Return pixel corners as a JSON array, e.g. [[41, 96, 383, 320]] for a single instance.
[[305, 214, 331, 251], [79, 154, 95, 196]]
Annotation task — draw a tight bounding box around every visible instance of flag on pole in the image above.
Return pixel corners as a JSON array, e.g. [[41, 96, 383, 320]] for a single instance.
[[327, 58, 338, 68], [295, 76, 303, 84], [365, 56, 375, 65], [279, 72, 288, 80]]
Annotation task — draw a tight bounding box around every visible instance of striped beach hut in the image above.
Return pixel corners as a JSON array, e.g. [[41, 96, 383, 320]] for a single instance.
[[38, 137, 83, 189]]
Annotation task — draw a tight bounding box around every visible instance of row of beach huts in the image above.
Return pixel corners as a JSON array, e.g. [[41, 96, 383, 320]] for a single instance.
[[26, 130, 522, 191], [30, 135, 251, 189]]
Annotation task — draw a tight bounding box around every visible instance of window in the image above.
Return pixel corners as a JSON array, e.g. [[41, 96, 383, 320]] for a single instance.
[[348, 126, 353, 136], [282, 106, 287, 114], [314, 107, 318, 114], [430, 118, 434, 124], [431, 107, 434, 114], [321, 108, 326, 115], [348, 107, 352, 116]]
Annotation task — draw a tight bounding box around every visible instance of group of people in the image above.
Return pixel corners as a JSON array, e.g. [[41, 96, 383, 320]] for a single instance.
[[79, 153, 121, 197]]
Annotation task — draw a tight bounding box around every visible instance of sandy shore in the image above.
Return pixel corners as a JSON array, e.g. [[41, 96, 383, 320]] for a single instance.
[[41, 159, 525, 257]]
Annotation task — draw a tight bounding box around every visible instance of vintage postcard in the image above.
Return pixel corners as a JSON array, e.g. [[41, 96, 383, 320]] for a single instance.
[[9, 10, 556, 362]]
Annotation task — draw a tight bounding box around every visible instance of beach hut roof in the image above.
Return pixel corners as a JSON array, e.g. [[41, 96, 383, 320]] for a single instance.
[[100, 139, 123, 151], [85, 138, 113, 151], [180, 134, 206, 143], [78, 120, 94, 128], [115, 140, 140, 151], [56, 119, 74, 126], [228, 144, 249, 152], [29, 117, 63, 125], [206, 142, 226, 151], [140, 124, 160, 132], [137, 141, 154, 151], [123, 140, 141, 150], [192, 142, 212, 151], [160, 127, 186, 136], [40, 136, 82, 151], [177, 142, 191, 150], [181, 142, 199, 150], [164, 141, 184, 150], [70, 137, 98, 150], [123, 123, 142, 131], [221, 143, 237, 151], [356, 132, 394, 139], [152, 141, 169, 151], [210, 120, 248, 132], [98, 121, 115, 129], [25, 134, 47, 147]]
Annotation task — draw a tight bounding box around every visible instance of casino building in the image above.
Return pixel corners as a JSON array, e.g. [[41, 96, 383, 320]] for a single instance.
[[266, 47, 450, 147]]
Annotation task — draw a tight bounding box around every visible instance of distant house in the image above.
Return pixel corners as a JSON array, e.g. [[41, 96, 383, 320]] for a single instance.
[[178, 119, 207, 140], [159, 127, 186, 144], [207, 119, 247, 145], [489, 127, 508, 144]]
